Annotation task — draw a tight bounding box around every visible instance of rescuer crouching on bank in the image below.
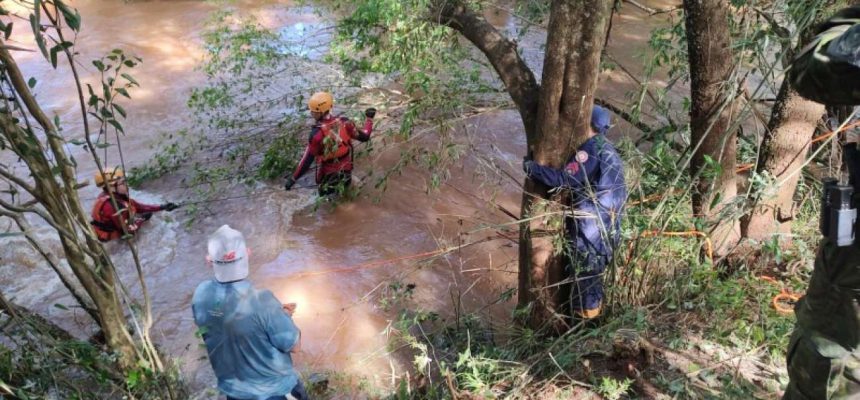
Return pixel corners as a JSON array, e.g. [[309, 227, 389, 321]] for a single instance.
[[89, 167, 178, 242]]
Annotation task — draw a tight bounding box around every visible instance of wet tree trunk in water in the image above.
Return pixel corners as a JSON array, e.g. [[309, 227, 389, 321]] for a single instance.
[[435, 0, 612, 330], [683, 0, 741, 254]]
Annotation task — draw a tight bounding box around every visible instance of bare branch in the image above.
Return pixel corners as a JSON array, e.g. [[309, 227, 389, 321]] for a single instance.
[[0, 208, 98, 321], [430, 0, 540, 137]]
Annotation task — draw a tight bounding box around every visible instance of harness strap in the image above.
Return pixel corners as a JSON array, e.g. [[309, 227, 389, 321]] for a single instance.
[[90, 218, 119, 232]]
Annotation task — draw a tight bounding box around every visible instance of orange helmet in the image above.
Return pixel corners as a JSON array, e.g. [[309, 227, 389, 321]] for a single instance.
[[95, 167, 125, 187], [308, 92, 333, 113]]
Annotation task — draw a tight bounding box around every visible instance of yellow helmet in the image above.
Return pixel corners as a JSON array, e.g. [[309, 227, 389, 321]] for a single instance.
[[308, 92, 333, 113], [95, 167, 124, 188]]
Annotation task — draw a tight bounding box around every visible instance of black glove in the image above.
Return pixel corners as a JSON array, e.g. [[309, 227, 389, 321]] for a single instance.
[[161, 202, 179, 212], [284, 177, 296, 191], [522, 157, 535, 176], [364, 107, 377, 119]]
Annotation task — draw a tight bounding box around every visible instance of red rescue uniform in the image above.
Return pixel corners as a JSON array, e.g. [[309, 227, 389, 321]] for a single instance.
[[289, 114, 373, 193], [90, 192, 163, 241]]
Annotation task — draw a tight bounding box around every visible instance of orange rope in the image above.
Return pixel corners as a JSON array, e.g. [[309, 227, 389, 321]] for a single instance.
[[291, 248, 451, 279], [736, 163, 754, 173], [759, 275, 801, 314], [632, 120, 860, 207], [811, 119, 860, 144]]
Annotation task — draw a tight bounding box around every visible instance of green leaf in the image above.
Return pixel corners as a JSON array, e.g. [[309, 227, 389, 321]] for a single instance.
[[107, 118, 124, 134], [2, 22, 12, 40], [121, 73, 138, 86], [99, 107, 113, 118], [0, 232, 24, 238], [27, 77, 36, 88], [53, 114, 60, 129], [87, 111, 104, 122], [68, 138, 85, 145], [92, 59, 105, 71], [29, 14, 49, 63], [126, 370, 140, 389], [102, 82, 111, 102], [95, 142, 112, 149], [709, 192, 722, 210], [49, 45, 58, 68], [123, 59, 136, 68], [55, 0, 81, 31], [112, 103, 126, 118], [116, 87, 131, 98], [54, 303, 69, 310]]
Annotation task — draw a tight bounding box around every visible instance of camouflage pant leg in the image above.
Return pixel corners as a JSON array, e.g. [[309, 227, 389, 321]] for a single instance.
[[784, 328, 860, 399], [784, 241, 860, 399]]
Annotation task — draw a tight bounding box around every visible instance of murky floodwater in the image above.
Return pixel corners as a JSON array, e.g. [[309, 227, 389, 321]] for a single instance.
[[0, 0, 679, 397]]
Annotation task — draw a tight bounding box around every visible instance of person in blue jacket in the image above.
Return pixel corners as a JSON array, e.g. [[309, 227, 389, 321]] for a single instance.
[[192, 225, 308, 400], [523, 105, 628, 320]]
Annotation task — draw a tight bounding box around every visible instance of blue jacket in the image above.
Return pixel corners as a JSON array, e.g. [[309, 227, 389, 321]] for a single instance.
[[526, 135, 627, 268], [192, 280, 300, 400]]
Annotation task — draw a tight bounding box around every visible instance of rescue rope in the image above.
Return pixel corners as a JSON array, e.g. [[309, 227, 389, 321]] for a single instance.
[[759, 275, 802, 314], [732, 121, 860, 175], [177, 186, 316, 207], [288, 236, 498, 279], [627, 230, 714, 265], [634, 120, 860, 207]]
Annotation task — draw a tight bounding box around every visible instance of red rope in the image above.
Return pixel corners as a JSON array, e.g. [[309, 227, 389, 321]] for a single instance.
[[292, 248, 449, 279], [760, 275, 801, 314]]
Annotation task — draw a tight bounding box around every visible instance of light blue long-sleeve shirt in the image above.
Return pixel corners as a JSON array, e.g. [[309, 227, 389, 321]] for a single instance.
[[192, 280, 299, 400]]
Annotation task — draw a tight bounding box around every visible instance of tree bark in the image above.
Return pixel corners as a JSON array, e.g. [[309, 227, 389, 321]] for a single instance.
[[742, 83, 824, 243], [432, 0, 612, 329], [683, 0, 741, 253], [433, 0, 540, 137], [741, 1, 851, 245], [520, 0, 613, 330]]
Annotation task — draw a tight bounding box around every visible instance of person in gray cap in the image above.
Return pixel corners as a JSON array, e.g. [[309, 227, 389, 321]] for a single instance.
[[192, 225, 308, 400]]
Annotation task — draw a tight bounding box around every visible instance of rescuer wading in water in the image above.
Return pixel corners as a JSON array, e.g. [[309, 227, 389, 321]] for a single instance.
[[284, 92, 376, 197], [89, 167, 178, 242]]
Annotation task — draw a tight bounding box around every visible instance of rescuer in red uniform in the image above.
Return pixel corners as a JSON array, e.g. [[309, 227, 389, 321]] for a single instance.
[[283, 92, 376, 196], [90, 167, 178, 241]]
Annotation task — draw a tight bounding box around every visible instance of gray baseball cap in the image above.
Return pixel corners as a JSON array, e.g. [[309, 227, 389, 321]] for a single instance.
[[207, 225, 249, 283]]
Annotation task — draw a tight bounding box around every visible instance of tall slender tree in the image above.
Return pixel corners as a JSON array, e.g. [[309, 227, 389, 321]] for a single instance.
[[683, 0, 741, 254]]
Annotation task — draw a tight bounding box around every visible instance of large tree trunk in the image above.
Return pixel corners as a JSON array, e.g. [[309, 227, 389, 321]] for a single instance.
[[683, 0, 741, 254], [520, 1, 613, 330], [741, 1, 852, 244], [436, 0, 612, 330], [742, 84, 824, 243]]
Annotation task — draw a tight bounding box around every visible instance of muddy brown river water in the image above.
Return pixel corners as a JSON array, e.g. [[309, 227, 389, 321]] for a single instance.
[[0, 0, 679, 397]]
